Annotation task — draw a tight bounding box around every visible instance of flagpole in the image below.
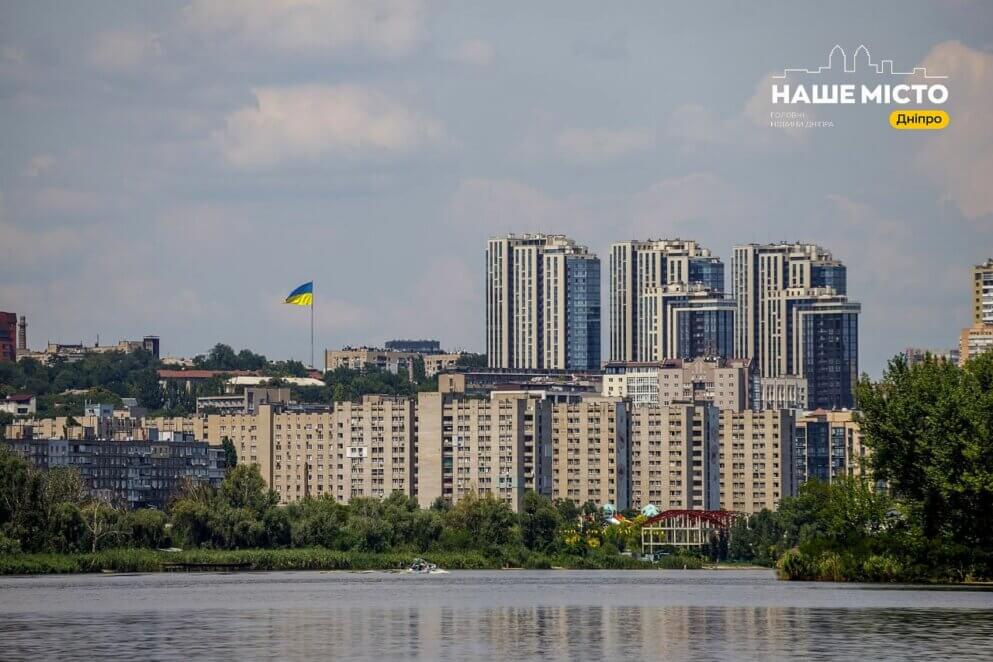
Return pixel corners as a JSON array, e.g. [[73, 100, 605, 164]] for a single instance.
[[310, 284, 315, 370]]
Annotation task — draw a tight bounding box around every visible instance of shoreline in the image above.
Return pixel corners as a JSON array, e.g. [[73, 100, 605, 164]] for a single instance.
[[0, 548, 702, 576]]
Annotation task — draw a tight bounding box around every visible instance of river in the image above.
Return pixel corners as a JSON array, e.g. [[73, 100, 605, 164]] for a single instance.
[[1, 569, 992, 660]]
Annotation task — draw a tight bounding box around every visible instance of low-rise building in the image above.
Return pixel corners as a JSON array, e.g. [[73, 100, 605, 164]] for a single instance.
[[325, 347, 420, 378], [753, 376, 808, 411], [0, 394, 36, 416], [196, 387, 291, 415], [422, 353, 466, 377], [603, 357, 751, 410]]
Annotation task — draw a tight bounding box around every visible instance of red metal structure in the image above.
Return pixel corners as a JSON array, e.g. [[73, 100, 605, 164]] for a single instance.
[[642, 509, 739, 529]]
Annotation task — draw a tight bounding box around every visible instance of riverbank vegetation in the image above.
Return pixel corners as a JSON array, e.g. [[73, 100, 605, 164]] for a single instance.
[[731, 353, 993, 583], [0, 453, 670, 575]]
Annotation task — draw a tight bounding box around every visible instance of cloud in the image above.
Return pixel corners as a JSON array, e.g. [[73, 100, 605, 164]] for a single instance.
[[628, 172, 758, 239], [554, 127, 655, 164], [22, 154, 56, 178], [669, 72, 811, 148], [183, 0, 425, 57], [446, 39, 494, 66], [448, 178, 596, 238], [215, 85, 445, 168], [87, 29, 162, 75], [912, 41, 993, 224]]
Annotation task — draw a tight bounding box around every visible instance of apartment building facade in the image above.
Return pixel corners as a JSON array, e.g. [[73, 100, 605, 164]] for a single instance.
[[417, 390, 546, 512], [487, 234, 601, 371], [732, 243, 859, 409], [718, 409, 795, 513], [628, 403, 720, 511], [794, 409, 866, 485], [551, 397, 629, 509], [610, 239, 724, 362], [603, 357, 751, 410]]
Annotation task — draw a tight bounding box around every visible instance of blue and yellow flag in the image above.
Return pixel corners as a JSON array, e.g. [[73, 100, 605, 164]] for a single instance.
[[284, 281, 313, 306]]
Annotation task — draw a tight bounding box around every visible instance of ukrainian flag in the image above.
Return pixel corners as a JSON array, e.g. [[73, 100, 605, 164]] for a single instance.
[[284, 281, 313, 306]]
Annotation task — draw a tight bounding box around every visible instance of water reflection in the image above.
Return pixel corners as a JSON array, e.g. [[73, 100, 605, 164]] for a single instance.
[[4, 604, 993, 660]]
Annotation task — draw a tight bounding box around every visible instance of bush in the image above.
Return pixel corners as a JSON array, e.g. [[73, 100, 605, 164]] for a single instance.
[[777, 548, 818, 580], [861, 554, 905, 583], [655, 554, 704, 570]]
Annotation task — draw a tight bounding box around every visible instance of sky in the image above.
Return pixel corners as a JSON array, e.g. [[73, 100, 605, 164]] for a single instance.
[[1, 1, 992, 377]]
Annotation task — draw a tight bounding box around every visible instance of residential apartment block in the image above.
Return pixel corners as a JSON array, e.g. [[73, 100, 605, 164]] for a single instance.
[[718, 409, 795, 513], [417, 390, 546, 512], [628, 403, 720, 511], [794, 409, 866, 484], [638, 284, 734, 362], [325, 347, 420, 377], [487, 234, 601, 371], [732, 243, 859, 409], [3, 436, 224, 509], [610, 239, 724, 362], [973, 258, 993, 325], [603, 357, 751, 410], [551, 396, 630, 509]]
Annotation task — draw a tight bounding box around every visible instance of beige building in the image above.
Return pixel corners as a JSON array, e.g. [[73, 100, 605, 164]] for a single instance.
[[325, 348, 419, 378], [550, 396, 629, 509], [628, 403, 720, 511], [610, 239, 724, 362], [196, 387, 291, 415], [719, 409, 795, 513], [973, 258, 993, 325], [960, 326, 993, 365], [332, 396, 415, 502], [422, 352, 464, 377], [417, 390, 547, 512], [794, 409, 866, 485], [603, 357, 750, 410]]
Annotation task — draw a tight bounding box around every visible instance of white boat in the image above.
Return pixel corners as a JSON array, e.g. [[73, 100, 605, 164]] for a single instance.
[[408, 558, 448, 574]]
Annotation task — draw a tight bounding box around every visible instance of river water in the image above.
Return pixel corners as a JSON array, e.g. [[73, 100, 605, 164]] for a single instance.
[[1, 569, 992, 660]]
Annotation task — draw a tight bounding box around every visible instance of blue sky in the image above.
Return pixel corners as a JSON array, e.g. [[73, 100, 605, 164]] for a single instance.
[[1, 1, 992, 375]]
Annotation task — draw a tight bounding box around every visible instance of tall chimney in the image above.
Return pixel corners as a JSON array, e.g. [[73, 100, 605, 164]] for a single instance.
[[17, 315, 26, 351]]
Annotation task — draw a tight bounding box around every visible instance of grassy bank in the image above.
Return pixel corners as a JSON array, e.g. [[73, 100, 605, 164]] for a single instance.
[[775, 548, 993, 584], [0, 548, 683, 575]]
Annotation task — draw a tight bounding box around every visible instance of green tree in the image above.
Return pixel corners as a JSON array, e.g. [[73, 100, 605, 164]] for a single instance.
[[857, 353, 993, 548], [219, 465, 278, 516], [520, 491, 561, 551], [125, 509, 169, 548], [130, 368, 164, 410], [443, 492, 516, 549], [0, 411, 13, 440], [221, 437, 238, 468]]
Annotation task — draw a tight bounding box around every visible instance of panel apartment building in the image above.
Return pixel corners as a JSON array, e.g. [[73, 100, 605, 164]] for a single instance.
[[416, 389, 551, 512], [627, 404, 794, 514], [486, 234, 601, 371], [550, 396, 629, 509]]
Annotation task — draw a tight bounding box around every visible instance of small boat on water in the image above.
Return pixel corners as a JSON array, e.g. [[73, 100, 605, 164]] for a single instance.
[[408, 558, 448, 574]]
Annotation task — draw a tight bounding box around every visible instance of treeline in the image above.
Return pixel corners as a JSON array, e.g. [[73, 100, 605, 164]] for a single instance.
[[0, 344, 489, 420], [0, 452, 662, 570], [0, 350, 160, 418], [734, 352, 993, 583]]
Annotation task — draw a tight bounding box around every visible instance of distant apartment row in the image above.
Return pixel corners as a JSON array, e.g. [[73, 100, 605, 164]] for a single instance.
[[7, 379, 865, 515], [486, 236, 861, 409]]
